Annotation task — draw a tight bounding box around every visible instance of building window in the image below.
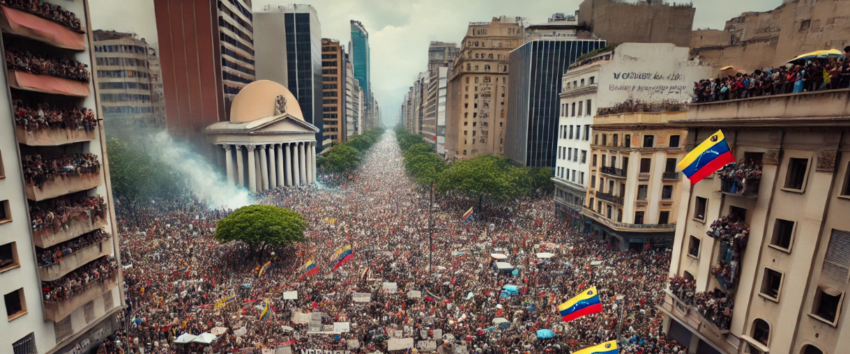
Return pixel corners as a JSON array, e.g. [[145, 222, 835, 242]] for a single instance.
[[581, 151, 587, 164], [688, 236, 701, 258], [669, 135, 680, 148], [665, 158, 677, 173], [801, 345, 824, 354], [580, 172, 585, 184], [640, 158, 651, 173], [589, 76, 595, 84], [770, 219, 796, 251], [602, 134, 607, 146], [751, 319, 771, 347], [662, 185, 673, 199], [694, 197, 707, 221], [592, 154, 597, 167], [624, 135, 631, 147], [842, 161, 850, 196], [0, 150, 5, 178], [4, 288, 26, 321], [584, 125, 590, 140], [811, 287, 843, 325], [12, 333, 36, 354], [575, 125, 581, 140], [0, 242, 18, 272], [760, 268, 784, 301], [658, 211, 670, 224], [571, 103, 576, 117], [634, 211, 644, 225], [569, 126, 574, 139], [637, 185, 647, 200], [586, 99, 592, 116], [0, 200, 9, 224], [821, 229, 850, 289], [591, 176, 596, 189], [643, 135, 655, 147], [784, 157, 810, 191]]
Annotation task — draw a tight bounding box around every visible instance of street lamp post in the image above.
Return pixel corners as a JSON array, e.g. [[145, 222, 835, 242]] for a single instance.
[[124, 302, 149, 354]]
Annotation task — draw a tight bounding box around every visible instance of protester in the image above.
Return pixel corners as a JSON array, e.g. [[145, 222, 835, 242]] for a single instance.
[[22, 153, 101, 188], [13, 98, 97, 132], [43, 256, 118, 302], [5, 45, 90, 82], [0, 0, 83, 31]]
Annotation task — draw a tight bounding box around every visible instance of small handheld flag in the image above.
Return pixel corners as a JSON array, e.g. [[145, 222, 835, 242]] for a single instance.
[[214, 295, 235, 310], [424, 289, 442, 302], [260, 299, 270, 321], [573, 340, 618, 354], [678, 130, 735, 185], [558, 286, 602, 322], [462, 207, 474, 221], [258, 261, 271, 278], [332, 245, 354, 270], [298, 258, 319, 280]]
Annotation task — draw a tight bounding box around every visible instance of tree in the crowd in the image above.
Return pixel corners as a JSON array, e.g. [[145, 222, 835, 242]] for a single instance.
[[347, 135, 376, 152], [528, 167, 555, 195], [214, 205, 306, 255], [319, 144, 362, 174], [436, 155, 531, 209], [404, 150, 448, 187]]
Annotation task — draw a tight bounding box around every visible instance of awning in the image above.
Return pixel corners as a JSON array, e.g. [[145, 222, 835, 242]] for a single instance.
[[495, 262, 513, 270], [490, 254, 508, 260], [536, 253, 555, 259]]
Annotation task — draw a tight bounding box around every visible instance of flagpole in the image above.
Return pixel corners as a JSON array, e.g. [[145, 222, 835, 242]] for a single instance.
[[615, 296, 625, 346]]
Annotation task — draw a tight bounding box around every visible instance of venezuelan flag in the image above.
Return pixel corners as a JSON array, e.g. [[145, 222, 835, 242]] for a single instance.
[[298, 258, 319, 280], [573, 340, 618, 354], [424, 289, 442, 302], [260, 299, 270, 321], [678, 130, 736, 185], [462, 207, 474, 220], [360, 267, 370, 281], [332, 245, 354, 270], [558, 286, 602, 322], [214, 295, 235, 309], [258, 261, 271, 278]]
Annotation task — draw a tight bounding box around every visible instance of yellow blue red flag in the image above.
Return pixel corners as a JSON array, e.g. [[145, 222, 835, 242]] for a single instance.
[[678, 130, 735, 185], [558, 286, 602, 322]]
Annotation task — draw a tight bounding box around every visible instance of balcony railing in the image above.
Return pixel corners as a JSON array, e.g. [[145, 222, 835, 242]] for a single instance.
[[600, 166, 627, 178], [583, 206, 676, 230], [658, 290, 734, 353], [596, 191, 623, 205], [662, 172, 679, 180], [720, 176, 760, 198], [25, 169, 103, 202], [33, 209, 107, 248], [44, 272, 117, 322], [39, 237, 112, 281], [16, 126, 95, 146]]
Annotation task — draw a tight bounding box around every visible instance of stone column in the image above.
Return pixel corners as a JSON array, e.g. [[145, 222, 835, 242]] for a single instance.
[[292, 143, 301, 186], [268, 145, 277, 189], [235, 145, 245, 187], [299, 142, 307, 184], [275, 144, 283, 188], [247, 145, 257, 193], [259, 145, 269, 192], [223, 145, 234, 185], [285, 143, 293, 186], [311, 142, 317, 183]]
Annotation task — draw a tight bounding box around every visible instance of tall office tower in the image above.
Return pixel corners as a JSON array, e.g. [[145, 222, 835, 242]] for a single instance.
[[357, 86, 365, 134], [0, 1, 123, 353], [92, 30, 165, 138], [445, 16, 525, 162], [321, 39, 345, 146], [153, 0, 255, 154], [254, 5, 289, 86], [281, 4, 323, 149], [350, 20, 371, 127], [344, 53, 360, 140], [427, 41, 459, 72], [425, 41, 458, 155], [504, 38, 606, 167]]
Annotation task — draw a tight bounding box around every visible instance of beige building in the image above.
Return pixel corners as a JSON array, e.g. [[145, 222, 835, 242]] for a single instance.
[[577, 0, 695, 47], [661, 90, 850, 354], [446, 16, 524, 161], [321, 39, 344, 145], [690, 0, 850, 74], [0, 1, 123, 353]]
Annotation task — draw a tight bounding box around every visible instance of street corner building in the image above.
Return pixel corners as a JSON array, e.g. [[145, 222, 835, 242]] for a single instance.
[[205, 80, 319, 193]]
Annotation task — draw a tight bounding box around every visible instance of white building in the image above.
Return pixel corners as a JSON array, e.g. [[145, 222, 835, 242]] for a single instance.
[[435, 66, 450, 155], [254, 5, 289, 87]]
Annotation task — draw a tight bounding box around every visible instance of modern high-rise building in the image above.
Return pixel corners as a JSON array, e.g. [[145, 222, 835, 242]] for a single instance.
[[661, 85, 850, 354], [254, 5, 289, 86], [425, 41, 458, 155], [357, 86, 365, 134], [281, 4, 324, 150], [350, 20, 371, 125], [92, 30, 165, 138], [445, 16, 525, 162], [153, 0, 255, 154], [344, 54, 361, 139], [321, 39, 345, 146], [503, 38, 606, 167], [0, 1, 123, 353]]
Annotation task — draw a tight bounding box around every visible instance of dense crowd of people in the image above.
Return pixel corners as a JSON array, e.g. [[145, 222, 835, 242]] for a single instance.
[[5, 46, 89, 82], [30, 195, 107, 232], [43, 255, 118, 302], [693, 291, 733, 331], [707, 216, 749, 293], [37, 229, 110, 266], [96, 132, 696, 354], [693, 56, 850, 103], [22, 153, 101, 188], [0, 0, 83, 31], [14, 98, 97, 132], [718, 159, 762, 196]]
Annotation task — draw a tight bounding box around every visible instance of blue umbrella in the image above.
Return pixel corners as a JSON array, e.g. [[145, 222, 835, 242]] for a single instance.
[[536, 329, 555, 339]]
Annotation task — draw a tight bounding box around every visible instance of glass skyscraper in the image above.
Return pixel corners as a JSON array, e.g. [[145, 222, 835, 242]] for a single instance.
[[283, 5, 323, 148], [350, 20, 370, 107], [505, 39, 606, 167]]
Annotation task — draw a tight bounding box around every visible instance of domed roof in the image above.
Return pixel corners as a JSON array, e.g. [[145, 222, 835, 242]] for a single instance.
[[229, 80, 303, 123]]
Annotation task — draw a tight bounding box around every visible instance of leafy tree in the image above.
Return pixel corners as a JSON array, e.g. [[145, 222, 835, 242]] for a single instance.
[[405, 151, 447, 187], [107, 138, 184, 218], [214, 205, 306, 255], [347, 135, 375, 152], [320, 144, 362, 174], [528, 167, 555, 195], [403, 143, 434, 159], [436, 155, 531, 209]]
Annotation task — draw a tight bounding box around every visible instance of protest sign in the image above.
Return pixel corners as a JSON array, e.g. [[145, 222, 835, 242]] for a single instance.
[[388, 338, 414, 350], [333, 322, 350, 333], [352, 292, 371, 303], [283, 291, 298, 300], [382, 282, 398, 292]]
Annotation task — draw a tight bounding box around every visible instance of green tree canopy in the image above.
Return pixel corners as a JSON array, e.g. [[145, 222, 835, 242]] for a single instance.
[[107, 138, 184, 203], [214, 205, 306, 252], [436, 155, 531, 204], [320, 144, 362, 174], [404, 151, 448, 187], [347, 135, 376, 152], [528, 167, 555, 195]]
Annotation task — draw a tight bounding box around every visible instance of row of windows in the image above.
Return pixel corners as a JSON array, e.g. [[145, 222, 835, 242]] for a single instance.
[[556, 167, 584, 185], [558, 147, 586, 164], [323, 84, 338, 90], [559, 124, 590, 141], [322, 69, 338, 75], [223, 71, 252, 84], [323, 114, 338, 119], [96, 57, 149, 68], [221, 46, 255, 65], [564, 76, 595, 90], [97, 70, 149, 79], [218, 0, 253, 30], [222, 58, 255, 76], [101, 93, 151, 102], [562, 99, 592, 117], [322, 61, 338, 67], [322, 99, 337, 104], [321, 54, 338, 59], [587, 196, 671, 225], [99, 82, 150, 90], [220, 32, 254, 56], [592, 133, 680, 149], [103, 105, 154, 114], [218, 17, 252, 43], [322, 76, 336, 82], [93, 44, 147, 54]]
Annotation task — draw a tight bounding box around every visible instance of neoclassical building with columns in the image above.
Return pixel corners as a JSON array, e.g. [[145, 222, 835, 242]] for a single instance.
[[206, 80, 319, 192]]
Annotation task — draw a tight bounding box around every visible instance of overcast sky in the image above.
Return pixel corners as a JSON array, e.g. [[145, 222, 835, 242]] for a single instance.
[[90, 0, 780, 126]]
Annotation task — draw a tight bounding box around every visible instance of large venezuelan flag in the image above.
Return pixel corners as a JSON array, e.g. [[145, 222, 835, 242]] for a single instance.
[[332, 245, 353, 270], [558, 286, 602, 322], [573, 341, 618, 354], [678, 130, 735, 185], [298, 259, 319, 280]]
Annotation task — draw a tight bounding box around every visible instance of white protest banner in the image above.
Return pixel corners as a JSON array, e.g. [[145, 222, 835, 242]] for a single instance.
[[434, 329, 442, 340], [352, 292, 371, 303], [309, 312, 324, 331], [283, 291, 298, 300], [407, 290, 422, 299], [275, 347, 292, 354], [233, 327, 247, 336], [292, 312, 311, 324], [347, 339, 360, 349], [382, 282, 398, 292], [333, 322, 350, 333], [387, 338, 414, 350], [417, 340, 437, 352], [420, 329, 428, 339]]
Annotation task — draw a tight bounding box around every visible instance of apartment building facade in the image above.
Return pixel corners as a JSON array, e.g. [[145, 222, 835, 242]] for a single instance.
[[321, 39, 345, 146], [0, 1, 123, 353], [344, 56, 360, 139]]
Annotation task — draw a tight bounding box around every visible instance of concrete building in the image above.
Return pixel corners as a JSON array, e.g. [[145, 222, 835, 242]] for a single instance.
[[321, 39, 345, 146], [690, 0, 850, 74], [426, 42, 458, 155], [523, 13, 592, 40], [344, 55, 360, 140], [504, 38, 606, 167], [153, 0, 255, 154], [206, 80, 319, 193], [660, 89, 850, 354], [92, 30, 165, 137], [350, 20, 372, 129], [254, 5, 289, 86], [572, 43, 710, 250], [0, 1, 123, 353], [446, 16, 525, 161], [433, 66, 450, 155], [577, 0, 694, 47]]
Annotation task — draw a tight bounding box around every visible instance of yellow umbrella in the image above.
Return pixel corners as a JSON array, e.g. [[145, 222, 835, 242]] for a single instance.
[[788, 49, 843, 62]]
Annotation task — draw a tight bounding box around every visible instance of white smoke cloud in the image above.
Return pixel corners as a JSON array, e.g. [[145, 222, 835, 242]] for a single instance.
[[148, 131, 254, 209]]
